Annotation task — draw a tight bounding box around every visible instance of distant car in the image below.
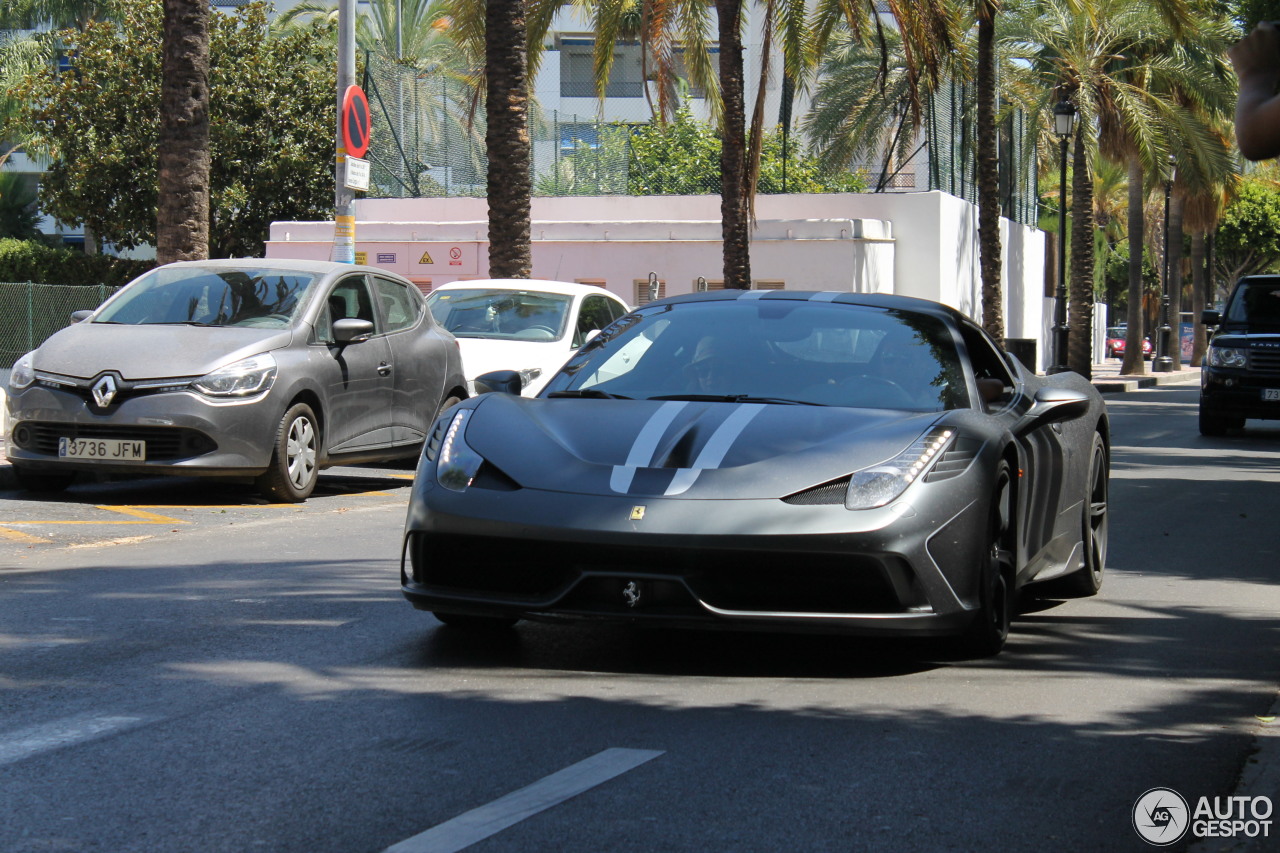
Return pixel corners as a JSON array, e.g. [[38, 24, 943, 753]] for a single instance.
[[1105, 326, 1152, 359], [402, 290, 1111, 657], [5, 259, 467, 501], [425, 280, 630, 396], [1200, 274, 1280, 435]]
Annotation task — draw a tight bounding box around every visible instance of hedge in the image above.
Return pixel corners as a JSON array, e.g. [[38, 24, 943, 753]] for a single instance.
[[0, 238, 154, 287]]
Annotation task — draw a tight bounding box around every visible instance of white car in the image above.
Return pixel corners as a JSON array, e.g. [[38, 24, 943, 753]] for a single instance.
[[424, 280, 631, 396]]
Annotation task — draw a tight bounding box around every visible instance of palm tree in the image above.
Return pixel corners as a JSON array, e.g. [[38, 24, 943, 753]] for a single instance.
[[156, 0, 210, 263], [483, 0, 530, 277], [1007, 0, 1229, 376]]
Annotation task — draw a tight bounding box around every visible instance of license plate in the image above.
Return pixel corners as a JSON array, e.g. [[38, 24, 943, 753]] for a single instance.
[[1265, 389, 1280, 401], [58, 437, 146, 461]]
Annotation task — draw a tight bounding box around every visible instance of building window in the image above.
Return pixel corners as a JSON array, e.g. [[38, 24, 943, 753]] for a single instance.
[[576, 278, 607, 288], [409, 278, 432, 295], [634, 279, 666, 305], [754, 280, 785, 291], [560, 37, 645, 98]]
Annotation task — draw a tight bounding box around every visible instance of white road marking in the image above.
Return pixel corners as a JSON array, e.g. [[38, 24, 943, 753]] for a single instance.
[[0, 714, 147, 767], [384, 747, 664, 853]]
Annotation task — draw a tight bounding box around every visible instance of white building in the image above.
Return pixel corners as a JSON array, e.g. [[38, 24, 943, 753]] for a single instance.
[[267, 190, 1057, 372]]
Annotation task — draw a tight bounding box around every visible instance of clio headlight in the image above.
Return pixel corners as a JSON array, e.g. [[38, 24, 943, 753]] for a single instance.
[[1207, 346, 1247, 369], [845, 428, 954, 510], [192, 353, 277, 398], [436, 409, 485, 491], [8, 351, 35, 392]]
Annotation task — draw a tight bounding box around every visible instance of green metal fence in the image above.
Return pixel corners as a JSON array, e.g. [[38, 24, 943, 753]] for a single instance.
[[363, 56, 1041, 227], [0, 282, 118, 369]]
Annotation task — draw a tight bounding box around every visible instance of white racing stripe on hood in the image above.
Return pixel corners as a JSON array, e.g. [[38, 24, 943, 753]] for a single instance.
[[609, 401, 688, 493], [662, 403, 765, 495]]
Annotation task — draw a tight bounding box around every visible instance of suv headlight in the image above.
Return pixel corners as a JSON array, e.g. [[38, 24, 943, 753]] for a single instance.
[[8, 351, 36, 392], [192, 353, 277, 398], [1207, 346, 1247, 369], [436, 409, 485, 491], [845, 428, 954, 510]]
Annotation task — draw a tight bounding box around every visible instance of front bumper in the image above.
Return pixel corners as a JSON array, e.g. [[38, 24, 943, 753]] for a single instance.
[[1200, 367, 1280, 421], [401, 483, 989, 637], [5, 383, 280, 475]]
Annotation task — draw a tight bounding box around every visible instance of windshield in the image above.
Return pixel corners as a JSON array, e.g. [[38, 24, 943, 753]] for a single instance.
[[426, 289, 572, 342], [545, 299, 969, 411], [1225, 281, 1280, 327], [94, 267, 316, 329]]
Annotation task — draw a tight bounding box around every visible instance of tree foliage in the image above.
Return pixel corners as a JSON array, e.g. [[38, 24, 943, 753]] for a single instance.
[[16, 0, 336, 257], [539, 108, 867, 197], [1214, 174, 1280, 286]]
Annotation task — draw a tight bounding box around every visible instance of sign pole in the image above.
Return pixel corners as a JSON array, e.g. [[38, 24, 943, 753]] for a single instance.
[[332, 0, 357, 264]]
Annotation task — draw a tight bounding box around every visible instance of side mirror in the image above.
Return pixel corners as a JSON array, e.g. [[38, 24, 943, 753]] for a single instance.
[[332, 318, 374, 344], [1014, 386, 1090, 435], [71, 309, 93, 324], [1201, 309, 1221, 327], [474, 369, 523, 396]]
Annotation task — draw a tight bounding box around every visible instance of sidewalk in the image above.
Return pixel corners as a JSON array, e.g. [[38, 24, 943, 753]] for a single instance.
[[1088, 358, 1202, 392]]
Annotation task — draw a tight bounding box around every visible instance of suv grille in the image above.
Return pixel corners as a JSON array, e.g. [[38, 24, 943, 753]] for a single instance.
[[1250, 349, 1280, 374]]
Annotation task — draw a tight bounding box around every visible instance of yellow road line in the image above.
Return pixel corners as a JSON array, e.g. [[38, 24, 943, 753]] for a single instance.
[[97, 506, 189, 524], [0, 526, 51, 544]]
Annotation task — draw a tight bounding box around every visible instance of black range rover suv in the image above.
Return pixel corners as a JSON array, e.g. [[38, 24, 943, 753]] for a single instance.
[[1200, 274, 1280, 435]]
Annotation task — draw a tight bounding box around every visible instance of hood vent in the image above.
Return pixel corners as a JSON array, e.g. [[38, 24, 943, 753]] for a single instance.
[[782, 476, 852, 506]]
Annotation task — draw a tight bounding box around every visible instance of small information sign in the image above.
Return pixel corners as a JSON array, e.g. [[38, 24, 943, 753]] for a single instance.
[[345, 157, 370, 191]]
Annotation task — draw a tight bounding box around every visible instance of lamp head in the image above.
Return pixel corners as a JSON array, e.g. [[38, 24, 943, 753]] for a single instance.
[[1053, 99, 1077, 138]]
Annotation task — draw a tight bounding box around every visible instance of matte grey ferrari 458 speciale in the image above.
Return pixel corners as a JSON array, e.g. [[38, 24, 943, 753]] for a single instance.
[[401, 290, 1109, 656]]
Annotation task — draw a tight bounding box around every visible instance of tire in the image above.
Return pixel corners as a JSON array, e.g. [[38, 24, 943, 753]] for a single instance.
[[432, 611, 519, 630], [256, 403, 320, 502], [960, 461, 1015, 658], [435, 395, 462, 421], [1060, 433, 1108, 597], [12, 466, 75, 493], [1198, 405, 1236, 436]]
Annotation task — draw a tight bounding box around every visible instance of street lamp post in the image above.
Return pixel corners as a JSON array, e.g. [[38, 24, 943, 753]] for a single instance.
[[1154, 154, 1177, 372], [1050, 98, 1077, 374]]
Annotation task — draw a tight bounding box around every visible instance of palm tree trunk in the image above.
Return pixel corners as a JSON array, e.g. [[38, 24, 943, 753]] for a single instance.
[[1190, 229, 1208, 366], [1067, 129, 1094, 377], [157, 0, 210, 264], [1121, 154, 1145, 376], [1166, 193, 1185, 368], [975, 8, 1003, 342], [485, 0, 531, 279], [716, 0, 751, 289]]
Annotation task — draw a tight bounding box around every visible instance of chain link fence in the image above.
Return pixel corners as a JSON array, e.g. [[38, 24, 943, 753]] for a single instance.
[[0, 282, 117, 369], [363, 56, 1040, 227]]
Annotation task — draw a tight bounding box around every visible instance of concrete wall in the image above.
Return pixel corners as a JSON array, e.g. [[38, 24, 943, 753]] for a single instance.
[[266, 190, 1050, 370]]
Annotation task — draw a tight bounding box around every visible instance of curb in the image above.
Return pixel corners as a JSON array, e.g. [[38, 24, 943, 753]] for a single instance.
[[1091, 367, 1201, 395]]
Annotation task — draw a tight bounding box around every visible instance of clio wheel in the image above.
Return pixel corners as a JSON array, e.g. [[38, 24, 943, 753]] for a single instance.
[[256, 403, 320, 502]]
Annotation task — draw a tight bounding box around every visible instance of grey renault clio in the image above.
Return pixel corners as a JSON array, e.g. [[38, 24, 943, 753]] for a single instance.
[[5, 259, 467, 501]]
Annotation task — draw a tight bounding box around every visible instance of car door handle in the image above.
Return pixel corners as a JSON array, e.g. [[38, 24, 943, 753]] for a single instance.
[[378, 362, 393, 376]]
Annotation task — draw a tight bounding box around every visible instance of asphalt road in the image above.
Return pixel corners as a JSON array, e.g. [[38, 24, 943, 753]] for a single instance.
[[1, 385, 1278, 853]]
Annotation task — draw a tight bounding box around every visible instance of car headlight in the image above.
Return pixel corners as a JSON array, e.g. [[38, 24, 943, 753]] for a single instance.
[[845, 428, 954, 510], [1207, 346, 1247, 369], [8, 351, 36, 392], [436, 409, 485, 491], [192, 353, 277, 397]]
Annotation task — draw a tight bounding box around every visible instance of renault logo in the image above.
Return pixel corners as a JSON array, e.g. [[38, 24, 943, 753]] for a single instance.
[[91, 374, 118, 408]]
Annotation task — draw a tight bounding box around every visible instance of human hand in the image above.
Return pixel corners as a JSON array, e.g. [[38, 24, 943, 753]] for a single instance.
[[1230, 21, 1280, 88]]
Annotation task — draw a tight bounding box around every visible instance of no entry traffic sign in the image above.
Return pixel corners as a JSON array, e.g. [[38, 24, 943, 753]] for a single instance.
[[341, 85, 371, 159]]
